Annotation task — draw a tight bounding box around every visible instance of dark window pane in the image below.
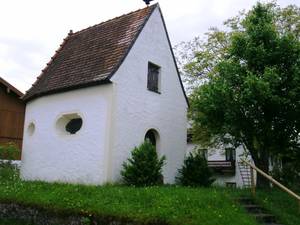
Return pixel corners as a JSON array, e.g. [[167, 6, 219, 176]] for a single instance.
[[65, 118, 83, 134], [145, 130, 156, 147], [225, 148, 236, 161], [147, 62, 160, 92]]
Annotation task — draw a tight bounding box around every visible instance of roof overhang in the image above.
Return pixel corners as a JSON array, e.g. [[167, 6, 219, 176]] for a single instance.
[[0, 76, 24, 97]]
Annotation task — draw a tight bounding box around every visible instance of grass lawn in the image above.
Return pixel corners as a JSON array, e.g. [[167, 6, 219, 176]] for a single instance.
[[255, 189, 300, 225], [225, 187, 300, 225], [0, 182, 258, 225], [0, 166, 257, 225], [0, 166, 298, 225]]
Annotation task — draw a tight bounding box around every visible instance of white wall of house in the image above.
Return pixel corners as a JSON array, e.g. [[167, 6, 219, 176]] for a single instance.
[[109, 7, 188, 183], [186, 144, 246, 187], [21, 85, 114, 185], [211, 146, 245, 188]]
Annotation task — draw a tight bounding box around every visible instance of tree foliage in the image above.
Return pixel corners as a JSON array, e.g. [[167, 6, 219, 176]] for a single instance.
[[185, 2, 300, 188], [175, 1, 300, 91]]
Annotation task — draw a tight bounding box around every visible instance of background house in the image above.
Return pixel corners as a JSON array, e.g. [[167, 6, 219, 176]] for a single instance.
[[21, 4, 188, 185], [0, 77, 25, 159], [187, 133, 252, 188]]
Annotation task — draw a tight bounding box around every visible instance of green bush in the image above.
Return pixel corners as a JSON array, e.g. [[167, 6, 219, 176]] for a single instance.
[[0, 163, 19, 181], [121, 141, 166, 186], [176, 151, 215, 187], [0, 143, 19, 161], [0, 143, 20, 181]]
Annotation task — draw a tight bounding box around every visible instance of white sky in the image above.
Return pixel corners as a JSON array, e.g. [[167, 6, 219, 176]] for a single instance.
[[0, 0, 298, 92]]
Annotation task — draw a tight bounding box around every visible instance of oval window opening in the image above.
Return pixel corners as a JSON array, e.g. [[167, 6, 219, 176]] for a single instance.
[[66, 118, 82, 134], [56, 113, 83, 135]]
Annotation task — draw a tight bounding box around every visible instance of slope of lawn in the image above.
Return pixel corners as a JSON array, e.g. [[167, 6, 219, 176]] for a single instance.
[[0, 166, 258, 225], [230, 188, 300, 225], [255, 189, 300, 225]]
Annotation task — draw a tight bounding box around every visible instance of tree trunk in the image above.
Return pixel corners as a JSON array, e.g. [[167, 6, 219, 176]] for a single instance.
[[254, 155, 270, 189], [244, 139, 271, 189]]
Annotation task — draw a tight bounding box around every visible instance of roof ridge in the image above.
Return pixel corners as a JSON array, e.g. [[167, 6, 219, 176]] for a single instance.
[[72, 4, 158, 36], [24, 30, 73, 95]]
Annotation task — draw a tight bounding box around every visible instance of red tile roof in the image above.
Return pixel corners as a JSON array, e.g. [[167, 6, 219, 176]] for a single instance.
[[23, 4, 157, 101]]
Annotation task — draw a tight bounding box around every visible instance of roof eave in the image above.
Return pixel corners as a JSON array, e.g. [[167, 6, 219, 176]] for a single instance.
[[23, 79, 112, 103], [0, 76, 24, 97]]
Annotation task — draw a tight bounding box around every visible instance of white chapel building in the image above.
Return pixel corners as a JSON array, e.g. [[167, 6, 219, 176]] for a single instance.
[[21, 4, 189, 185]]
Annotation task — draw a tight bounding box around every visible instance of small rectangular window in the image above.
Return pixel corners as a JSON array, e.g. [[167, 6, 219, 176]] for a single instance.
[[147, 62, 160, 93], [225, 148, 236, 161]]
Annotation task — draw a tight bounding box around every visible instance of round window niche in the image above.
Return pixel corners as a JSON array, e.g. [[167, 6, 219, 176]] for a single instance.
[[27, 122, 35, 136], [56, 113, 83, 135]]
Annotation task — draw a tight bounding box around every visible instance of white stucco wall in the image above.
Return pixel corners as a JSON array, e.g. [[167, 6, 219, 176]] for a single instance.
[[21, 85, 113, 185], [211, 146, 243, 188], [109, 7, 188, 183]]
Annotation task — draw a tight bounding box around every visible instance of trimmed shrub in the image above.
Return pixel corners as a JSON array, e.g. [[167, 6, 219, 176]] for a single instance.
[[176, 151, 215, 187], [121, 141, 166, 186]]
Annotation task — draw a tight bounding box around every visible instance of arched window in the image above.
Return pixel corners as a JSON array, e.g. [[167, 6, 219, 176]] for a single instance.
[[145, 130, 156, 146], [144, 129, 159, 150]]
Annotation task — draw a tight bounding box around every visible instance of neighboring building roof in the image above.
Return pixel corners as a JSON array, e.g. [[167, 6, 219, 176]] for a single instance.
[[23, 4, 157, 101], [0, 76, 24, 97], [23, 4, 189, 106]]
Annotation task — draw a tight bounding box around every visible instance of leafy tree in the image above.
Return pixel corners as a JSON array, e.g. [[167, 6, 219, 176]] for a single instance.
[[175, 28, 230, 92], [176, 151, 215, 187], [271, 161, 300, 192], [175, 1, 300, 91], [121, 141, 166, 186], [187, 2, 300, 188]]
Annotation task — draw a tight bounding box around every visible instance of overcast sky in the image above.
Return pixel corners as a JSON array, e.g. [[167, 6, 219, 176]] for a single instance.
[[0, 0, 298, 92]]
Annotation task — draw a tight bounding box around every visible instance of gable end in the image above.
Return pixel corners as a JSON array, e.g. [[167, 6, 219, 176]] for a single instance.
[[156, 7, 189, 107]]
